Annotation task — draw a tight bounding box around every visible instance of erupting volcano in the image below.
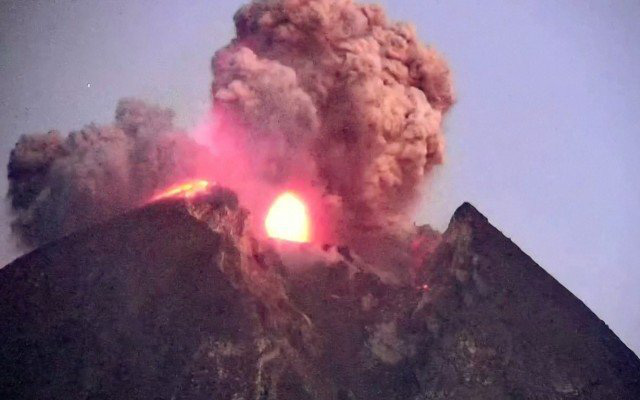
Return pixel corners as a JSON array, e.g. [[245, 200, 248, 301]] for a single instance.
[[265, 191, 311, 243], [2, 0, 639, 399]]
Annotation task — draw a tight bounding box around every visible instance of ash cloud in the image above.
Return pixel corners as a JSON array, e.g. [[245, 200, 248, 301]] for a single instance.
[[6, 0, 454, 249], [212, 0, 454, 238], [212, 0, 454, 239], [7, 99, 211, 247]]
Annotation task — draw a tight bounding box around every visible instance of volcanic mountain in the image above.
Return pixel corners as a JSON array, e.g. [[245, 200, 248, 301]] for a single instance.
[[1, 188, 639, 399]]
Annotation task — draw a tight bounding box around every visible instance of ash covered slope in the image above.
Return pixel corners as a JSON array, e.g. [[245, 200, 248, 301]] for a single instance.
[[0, 198, 639, 399]]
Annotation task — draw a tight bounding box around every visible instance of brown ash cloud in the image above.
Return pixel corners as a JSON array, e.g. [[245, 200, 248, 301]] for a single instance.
[[6, 0, 454, 249], [212, 0, 454, 238]]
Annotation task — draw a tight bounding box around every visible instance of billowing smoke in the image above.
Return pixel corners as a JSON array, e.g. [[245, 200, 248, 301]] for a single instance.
[[7, 99, 211, 247], [6, 0, 453, 249], [211, 0, 454, 238]]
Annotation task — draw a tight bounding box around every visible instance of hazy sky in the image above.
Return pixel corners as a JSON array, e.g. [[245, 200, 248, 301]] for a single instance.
[[1, 1, 638, 353]]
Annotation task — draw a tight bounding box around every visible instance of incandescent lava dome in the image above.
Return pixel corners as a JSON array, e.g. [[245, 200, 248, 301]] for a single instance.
[[265, 191, 311, 243]]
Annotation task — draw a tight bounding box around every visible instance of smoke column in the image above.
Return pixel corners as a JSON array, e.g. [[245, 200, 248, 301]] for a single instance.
[[211, 0, 454, 239]]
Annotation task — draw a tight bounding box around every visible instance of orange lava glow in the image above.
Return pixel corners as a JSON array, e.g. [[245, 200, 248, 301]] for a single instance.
[[265, 191, 311, 243], [151, 179, 212, 202]]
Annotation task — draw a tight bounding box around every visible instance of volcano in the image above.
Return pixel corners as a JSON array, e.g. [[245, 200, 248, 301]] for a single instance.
[[1, 189, 638, 399]]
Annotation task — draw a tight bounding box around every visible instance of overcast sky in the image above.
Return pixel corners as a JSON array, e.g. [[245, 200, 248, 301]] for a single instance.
[[1, 0, 638, 353]]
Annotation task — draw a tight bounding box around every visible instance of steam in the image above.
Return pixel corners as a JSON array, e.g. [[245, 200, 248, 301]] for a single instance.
[[7, 99, 211, 247], [212, 0, 454, 238]]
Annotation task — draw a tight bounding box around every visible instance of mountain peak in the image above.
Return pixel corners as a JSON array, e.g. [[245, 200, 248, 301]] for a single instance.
[[451, 201, 485, 222]]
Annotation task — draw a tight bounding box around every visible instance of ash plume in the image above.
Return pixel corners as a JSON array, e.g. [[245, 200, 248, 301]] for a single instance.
[[212, 0, 454, 237], [7, 99, 211, 247], [6, 0, 454, 249]]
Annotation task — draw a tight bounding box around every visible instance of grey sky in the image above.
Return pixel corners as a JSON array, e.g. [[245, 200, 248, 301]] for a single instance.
[[1, 0, 638, 353]]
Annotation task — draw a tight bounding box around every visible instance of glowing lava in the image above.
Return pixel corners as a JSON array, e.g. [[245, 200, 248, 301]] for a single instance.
[[265, 191, 311, 243], [151, 179, 211, 202]]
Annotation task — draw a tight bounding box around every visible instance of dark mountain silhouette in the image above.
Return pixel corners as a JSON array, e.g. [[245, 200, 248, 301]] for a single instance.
[[1, 189, 638, 399]]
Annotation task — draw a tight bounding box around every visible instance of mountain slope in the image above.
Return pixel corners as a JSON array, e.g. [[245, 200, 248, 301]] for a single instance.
[[0, 199, 282, 399], [0, 195, 638, 399], [412, 203, 640, 398]]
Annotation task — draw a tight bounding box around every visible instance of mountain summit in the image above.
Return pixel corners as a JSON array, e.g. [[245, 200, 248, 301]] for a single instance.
[[1, 190, 638, 399]]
